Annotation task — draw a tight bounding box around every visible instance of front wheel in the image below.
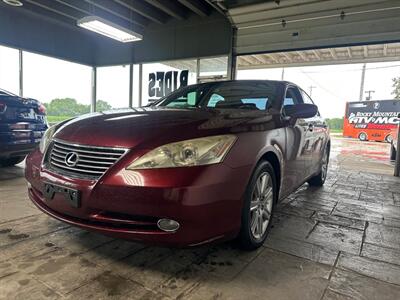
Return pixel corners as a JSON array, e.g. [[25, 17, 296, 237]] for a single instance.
[[0, 156, 25, 167], [238, 161, 276, 250], [358, 132, 368, 141], [308, 146, 329, 187]]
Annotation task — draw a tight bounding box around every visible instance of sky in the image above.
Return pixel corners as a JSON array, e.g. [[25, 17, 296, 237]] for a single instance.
[[0, 45, 399, 118]]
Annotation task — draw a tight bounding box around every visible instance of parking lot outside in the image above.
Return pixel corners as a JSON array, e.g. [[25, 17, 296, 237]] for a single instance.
[[1, 135, 399, 300]]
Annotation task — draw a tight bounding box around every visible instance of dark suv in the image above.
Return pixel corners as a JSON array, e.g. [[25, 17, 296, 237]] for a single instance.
[[0, 88, 48, 167]]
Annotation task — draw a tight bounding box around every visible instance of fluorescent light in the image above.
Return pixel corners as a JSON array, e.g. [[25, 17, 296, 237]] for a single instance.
[[77, 16, 142, 43]]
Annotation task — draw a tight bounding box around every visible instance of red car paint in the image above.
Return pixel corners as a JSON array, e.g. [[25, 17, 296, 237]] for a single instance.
[[25, 81, 330, 247]]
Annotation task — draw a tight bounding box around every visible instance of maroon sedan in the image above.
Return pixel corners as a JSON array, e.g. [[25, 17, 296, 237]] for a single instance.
[[25, 80, 330, 249]]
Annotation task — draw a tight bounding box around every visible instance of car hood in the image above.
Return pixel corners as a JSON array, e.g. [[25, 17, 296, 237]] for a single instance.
[[54, 107, 277, 149]]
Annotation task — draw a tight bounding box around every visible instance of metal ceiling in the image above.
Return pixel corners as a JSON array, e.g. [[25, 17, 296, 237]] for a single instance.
[[0, 0, 232, 66], [222, 0, 400, 55], [12, 0, 221, 35], [238, 43, 400, 69]]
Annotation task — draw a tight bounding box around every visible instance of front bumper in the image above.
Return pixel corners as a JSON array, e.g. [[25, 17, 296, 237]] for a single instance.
[[25, 149, 253, 247]]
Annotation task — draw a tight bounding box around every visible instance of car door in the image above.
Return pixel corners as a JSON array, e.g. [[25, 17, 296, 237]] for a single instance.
[[280, 86, 315, 196], [299, 89, 328, 176]]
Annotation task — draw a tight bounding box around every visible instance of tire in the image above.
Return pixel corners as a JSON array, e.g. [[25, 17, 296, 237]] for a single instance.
[[358, 132, 368, 141], [385, 135, 393, 144], [238, 161, 276, 250], [308, 146, 329, 187], [390, 143, 397, 161], [0, 156, 25, 167]]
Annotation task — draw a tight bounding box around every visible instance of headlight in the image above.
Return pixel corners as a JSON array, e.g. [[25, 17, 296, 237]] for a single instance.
[[126, 135, 237, 170], [39, 125, 57, 154]]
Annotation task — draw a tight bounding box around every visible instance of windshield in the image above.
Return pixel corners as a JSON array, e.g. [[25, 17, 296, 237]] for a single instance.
[[155, 81, 279, 111]]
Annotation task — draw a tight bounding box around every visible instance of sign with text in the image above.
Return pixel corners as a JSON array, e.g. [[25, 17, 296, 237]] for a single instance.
[[148, 70, 189, 103]]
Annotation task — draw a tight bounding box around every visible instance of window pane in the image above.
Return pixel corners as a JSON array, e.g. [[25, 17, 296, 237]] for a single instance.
[[199, 57, 228, 78], [0, 45, 19, 95], [23, 51, 91, 122], [142, 60, 197, 106], [97, 65, 130, 110]]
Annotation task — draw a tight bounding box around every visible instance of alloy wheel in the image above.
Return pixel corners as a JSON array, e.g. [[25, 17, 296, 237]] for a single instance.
[[321, 149, 329, 181], [249, 172, 273, 241]]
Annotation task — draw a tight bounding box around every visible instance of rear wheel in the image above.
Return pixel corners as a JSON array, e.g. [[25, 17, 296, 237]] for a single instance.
[[0, 156, 25, 167], [358, 132, 368, 141], [238, 161, 276, 250], [308, 146, 329, 187], [385, 135, 393, 143]]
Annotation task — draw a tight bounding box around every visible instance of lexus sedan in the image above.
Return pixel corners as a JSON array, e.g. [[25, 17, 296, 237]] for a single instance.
[[0, 88, 47, 167], [25, 80, 330, 249]]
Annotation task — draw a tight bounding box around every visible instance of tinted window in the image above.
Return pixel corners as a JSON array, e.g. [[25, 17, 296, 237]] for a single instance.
[[284, 87, 303, 106], [157, 82, 279, 111], [300, 90, 314, 105]]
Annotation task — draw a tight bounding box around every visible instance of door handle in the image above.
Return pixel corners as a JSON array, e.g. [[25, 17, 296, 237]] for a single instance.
[[308, 123, 314, 132]]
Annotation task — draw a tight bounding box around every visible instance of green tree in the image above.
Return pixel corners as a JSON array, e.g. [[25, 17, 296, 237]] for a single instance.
[[44, 98, 113, 117], [325, 117, 344, 130], [44, 98, 90, 116], [96, 100, 112, 111], [392, 77, 400, 99]]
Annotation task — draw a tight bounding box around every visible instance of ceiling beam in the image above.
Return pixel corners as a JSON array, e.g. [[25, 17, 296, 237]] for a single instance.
[[281, 52, 292, 62], [251, 55, 265, 64], [383, 44, 388, 56], [144, 0, 187, 20], [177, 0, 209, 17], [25, 0, 80, 21], [347, 47, 352, 58], [296, 51, 309, 61], [363, 46, 369, 57], [83, 0, 149, 27], [54, 0, 145, 31], [312, 50, 321, 60], [238, 56, 253, 65], [112, 0, 168, 24], [329, 48, 337, 59]]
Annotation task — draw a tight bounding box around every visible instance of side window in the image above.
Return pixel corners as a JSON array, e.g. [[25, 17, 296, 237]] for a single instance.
[[300, 89, 320, 116], [300, 90, 314, 105], [207, 93, 225, 108], [284, 87, 303, 107]]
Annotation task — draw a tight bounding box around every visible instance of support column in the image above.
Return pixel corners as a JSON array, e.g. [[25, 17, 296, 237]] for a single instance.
[[129, 64, 133, 108], [138, 64, 143, 107], [196, 58, 200, 83], [394, 125, 400, 176], [91, 67, 97, 113], [19, 49, 23, 97], [227, 27, 237, 80], [359, 63, 366, 101]]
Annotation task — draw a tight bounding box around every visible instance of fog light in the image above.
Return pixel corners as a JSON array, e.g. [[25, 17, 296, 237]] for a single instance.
[[157, 219, 180, 232]]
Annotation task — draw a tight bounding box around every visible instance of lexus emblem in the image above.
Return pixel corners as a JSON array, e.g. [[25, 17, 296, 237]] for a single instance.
[[65, 152, 79, 167]]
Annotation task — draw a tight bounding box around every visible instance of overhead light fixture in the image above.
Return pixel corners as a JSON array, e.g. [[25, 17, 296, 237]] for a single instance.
[[3, 0, 23, 6], [77, 16, 142, 43]]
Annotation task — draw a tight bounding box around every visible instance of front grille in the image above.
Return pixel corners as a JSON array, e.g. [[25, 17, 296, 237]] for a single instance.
[[47, 139, 128, 179]]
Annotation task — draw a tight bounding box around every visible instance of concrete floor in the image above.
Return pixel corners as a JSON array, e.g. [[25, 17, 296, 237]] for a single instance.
[[1, 136, 400, 300]]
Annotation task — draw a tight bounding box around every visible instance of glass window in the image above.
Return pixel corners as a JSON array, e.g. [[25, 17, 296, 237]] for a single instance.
[[158, 81, 278, 111], [199, 56, 228, 78], [284, 87, 303, 106], [23, 51, 91, 122], [300, 89, 314, 104], [0, 45, 19, 95], [97, 65, 130, 109], [142, 60, 197, 106]]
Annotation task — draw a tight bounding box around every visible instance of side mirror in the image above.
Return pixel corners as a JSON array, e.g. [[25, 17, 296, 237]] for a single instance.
[[283, 103, 318, 120]]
